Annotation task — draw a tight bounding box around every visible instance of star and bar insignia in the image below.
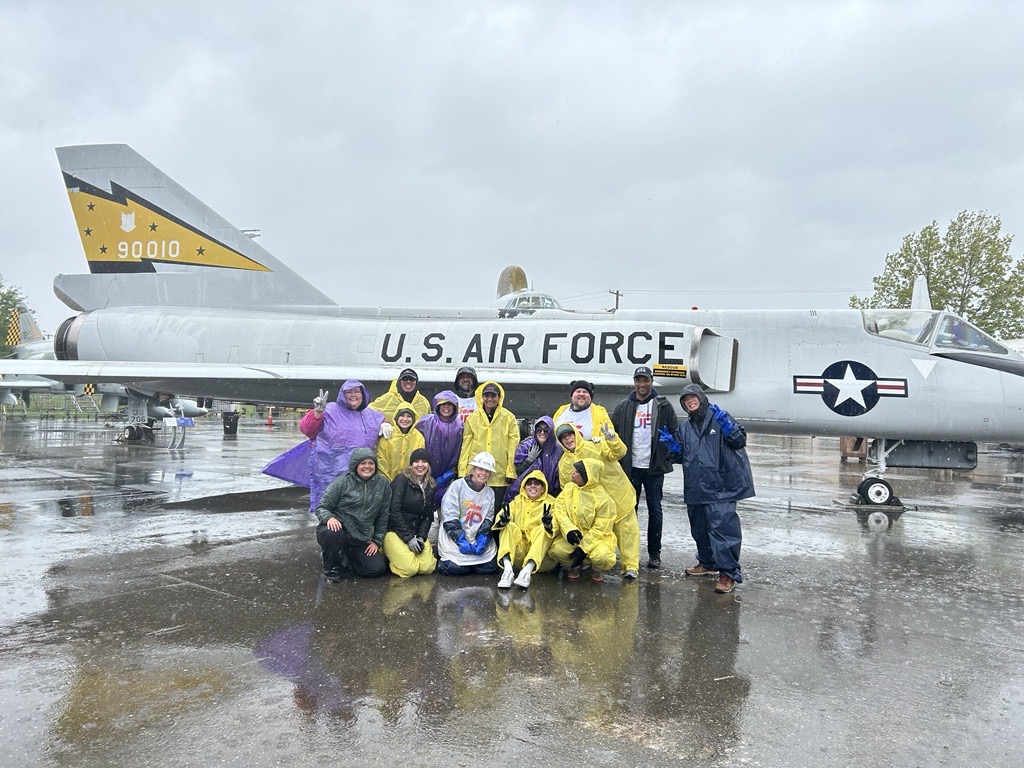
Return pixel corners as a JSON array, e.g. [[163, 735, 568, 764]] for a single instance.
[[794, 360, 907, 417]]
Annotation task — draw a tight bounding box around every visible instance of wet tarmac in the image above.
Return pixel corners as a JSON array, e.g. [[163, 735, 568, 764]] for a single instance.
[[1, 415, 1023, 766]]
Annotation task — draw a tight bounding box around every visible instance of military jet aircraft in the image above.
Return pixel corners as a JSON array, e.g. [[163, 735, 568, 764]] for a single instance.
[[1, 303, 67, 412], [2, 143, 1023, 505], [1, 301, 207, 435]]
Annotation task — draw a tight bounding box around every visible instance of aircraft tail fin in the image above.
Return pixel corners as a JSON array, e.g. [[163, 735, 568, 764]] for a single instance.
[[496, 265, 528, 299], [12, 302, 46, 345], [54, 144, 337, 312], [911, 275, 933, 310]]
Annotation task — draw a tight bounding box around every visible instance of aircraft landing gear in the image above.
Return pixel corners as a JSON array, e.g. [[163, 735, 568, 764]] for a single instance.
[[120, 421, 154, 443], [854, 438, 904, 508], [857, 477, 897, 506]]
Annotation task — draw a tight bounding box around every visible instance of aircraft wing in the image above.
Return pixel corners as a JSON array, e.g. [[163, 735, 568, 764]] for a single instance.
[[0, 372, 68, 392], [0, 360, 638, 411]]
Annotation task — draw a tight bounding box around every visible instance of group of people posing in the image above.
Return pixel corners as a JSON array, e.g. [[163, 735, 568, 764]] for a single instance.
[[265, 364, 754, 594]]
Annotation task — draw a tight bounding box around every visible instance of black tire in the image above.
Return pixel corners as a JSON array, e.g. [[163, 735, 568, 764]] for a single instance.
[[860, 478, 893, 506]]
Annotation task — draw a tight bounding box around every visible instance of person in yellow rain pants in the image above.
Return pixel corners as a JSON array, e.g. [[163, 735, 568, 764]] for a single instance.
[[382, 448, 437, 578], [549, 459, 618, 582], [492, 469, 559, 590], [555, 424, 640, 580]]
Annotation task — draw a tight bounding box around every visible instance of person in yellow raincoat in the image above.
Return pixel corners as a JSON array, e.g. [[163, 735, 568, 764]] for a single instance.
[[555, 423, 640, 580], [457, 380, 519, 505], [376, 406, 426, 481], [369, 368, 431, 423], [550, 459, 618, 581], [492, 469, 559, 590]]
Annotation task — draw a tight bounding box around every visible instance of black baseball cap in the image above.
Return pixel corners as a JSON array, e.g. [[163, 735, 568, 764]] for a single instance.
[[633, 365, 653, 379]]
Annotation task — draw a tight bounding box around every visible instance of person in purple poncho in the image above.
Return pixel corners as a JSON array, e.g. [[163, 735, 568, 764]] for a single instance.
[[414, 390, 464, 505], [299, 380, 388, 511], [505, 415, 563, 503]]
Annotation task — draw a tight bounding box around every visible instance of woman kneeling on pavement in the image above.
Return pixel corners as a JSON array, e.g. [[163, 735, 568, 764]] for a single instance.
[[315, 447, 391, 580], [493, 469, 559, 590], [382, 448, 438, 578], [550, 459, 617, 582], [437, 452, 499, 575]]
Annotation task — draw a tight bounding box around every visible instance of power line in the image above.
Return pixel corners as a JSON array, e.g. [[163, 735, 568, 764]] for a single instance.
[[558, 287, 871, 302]]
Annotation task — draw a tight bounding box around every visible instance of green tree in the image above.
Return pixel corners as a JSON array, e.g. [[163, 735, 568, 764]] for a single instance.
[[850, 210, 1024, 339], [0, 275, 26, 358]]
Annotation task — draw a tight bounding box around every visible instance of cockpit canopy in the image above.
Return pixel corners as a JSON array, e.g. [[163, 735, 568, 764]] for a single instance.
[[501, 290, 562, 310], [862, 310, 1008, 354]]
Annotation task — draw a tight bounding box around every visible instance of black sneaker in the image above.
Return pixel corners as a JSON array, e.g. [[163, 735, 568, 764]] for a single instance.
[[646, 556, 661, 570], [323, 567, 342, 582]]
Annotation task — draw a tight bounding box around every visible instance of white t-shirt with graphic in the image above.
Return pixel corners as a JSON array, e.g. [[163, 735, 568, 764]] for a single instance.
[[457, 396, 477, 425], [631, 400, 653, 469], [555, 406, 595, 441]]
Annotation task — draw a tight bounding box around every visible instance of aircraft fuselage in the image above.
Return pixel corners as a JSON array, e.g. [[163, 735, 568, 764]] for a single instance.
[[48, 305, 1024, 443]]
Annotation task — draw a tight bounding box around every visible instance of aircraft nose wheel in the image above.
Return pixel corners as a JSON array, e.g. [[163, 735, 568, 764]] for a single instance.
[[858, 477, 895, 506]]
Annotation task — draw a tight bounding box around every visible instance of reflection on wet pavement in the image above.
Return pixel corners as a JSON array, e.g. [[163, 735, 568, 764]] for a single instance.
[[1, 418, 1023, 765]]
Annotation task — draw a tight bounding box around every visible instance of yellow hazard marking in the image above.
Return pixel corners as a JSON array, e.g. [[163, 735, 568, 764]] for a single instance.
[[67, 187, 270, 272], [652, 364, 688, 378], [83, 383, 95, 396]]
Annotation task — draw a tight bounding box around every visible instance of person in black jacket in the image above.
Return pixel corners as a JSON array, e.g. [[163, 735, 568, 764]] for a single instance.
[[611, 366, 679, 570], [382, 448, 438, 577]]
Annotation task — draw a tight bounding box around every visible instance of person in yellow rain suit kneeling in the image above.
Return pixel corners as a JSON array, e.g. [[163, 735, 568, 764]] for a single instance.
[[555, 424, 640, 580], [550, 459, 618, 582], [492, 469, 559, 590]]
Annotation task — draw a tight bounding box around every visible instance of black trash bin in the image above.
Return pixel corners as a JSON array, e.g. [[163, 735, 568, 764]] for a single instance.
[[222, 411, 241, 436]]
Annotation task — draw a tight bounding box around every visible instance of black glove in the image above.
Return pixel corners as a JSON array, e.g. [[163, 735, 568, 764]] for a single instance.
[[541, 503, 553, 535], [498, 504, 511, 527], [443, 520, 462, 543], [407, 536, 423, 554], [566, 529, 583, 546], [570, 546, 587, 569], [478, 520, 493, 539]]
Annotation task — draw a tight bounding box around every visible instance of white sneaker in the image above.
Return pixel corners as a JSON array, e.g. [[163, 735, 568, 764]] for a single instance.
[[513, 569, 532, 589], [623, 569, 638, 581], [498, 568, 515, 589]]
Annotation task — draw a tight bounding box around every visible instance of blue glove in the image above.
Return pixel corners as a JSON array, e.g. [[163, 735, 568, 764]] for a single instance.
[[457, 531, 489, 555], [709, 404, 736, 436], [657, 426, 681, 453], [434, 469, 456, 485]]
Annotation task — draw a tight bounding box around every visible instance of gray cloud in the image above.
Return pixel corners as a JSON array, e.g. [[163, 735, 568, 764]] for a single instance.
[[2, 1, 1022, 332]]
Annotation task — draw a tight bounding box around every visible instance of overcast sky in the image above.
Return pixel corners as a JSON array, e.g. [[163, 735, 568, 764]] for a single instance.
[[2, 1, 1022, 333]]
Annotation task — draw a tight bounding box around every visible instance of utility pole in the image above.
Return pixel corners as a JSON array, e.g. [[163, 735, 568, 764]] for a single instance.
[[608, 289, 623, 311]]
